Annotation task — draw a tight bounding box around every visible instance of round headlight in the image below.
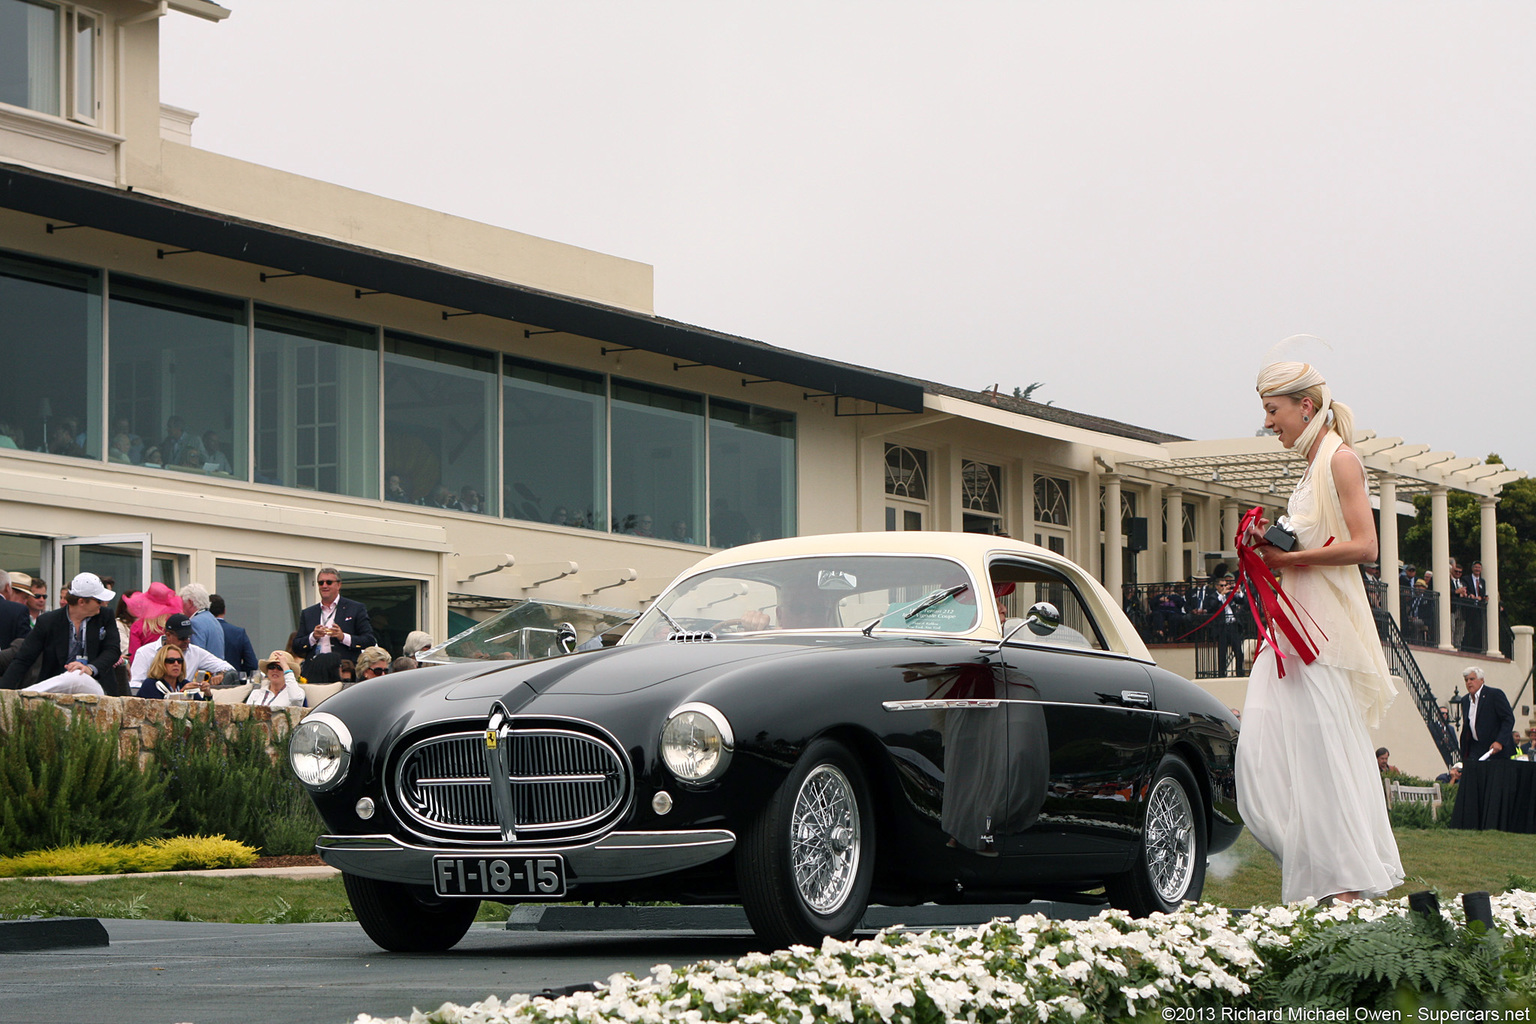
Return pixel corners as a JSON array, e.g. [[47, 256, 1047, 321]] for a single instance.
[[289, 712, 353, 792], [660, 702, 734, 784]]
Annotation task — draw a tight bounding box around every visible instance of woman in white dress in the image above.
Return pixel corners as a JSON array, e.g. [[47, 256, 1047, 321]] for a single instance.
[[1237, 361, 1404, 904]]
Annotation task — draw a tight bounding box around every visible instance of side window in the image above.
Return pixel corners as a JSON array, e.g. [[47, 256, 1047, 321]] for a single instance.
[[991, 560, 1108, 651]]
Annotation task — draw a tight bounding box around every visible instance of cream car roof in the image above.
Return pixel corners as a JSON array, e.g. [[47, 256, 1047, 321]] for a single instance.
[[676, 532, 1153, 661]]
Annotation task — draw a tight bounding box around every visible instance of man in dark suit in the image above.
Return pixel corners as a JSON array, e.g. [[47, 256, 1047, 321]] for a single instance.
[[211, 593, 258, 681], [0, 581, 29, 648], [0, 572, 120, 692], [1459, 666, 1515, 763], [295, 567, 375, 663]]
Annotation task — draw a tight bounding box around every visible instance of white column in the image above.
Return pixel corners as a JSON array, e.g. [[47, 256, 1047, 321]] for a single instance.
[[1431, 486, 1453, 650], [1377, 475, 1399, 626], [1147, 482, 1165, 580], [1164, 487, 1184, 581], [1103, 475, 1123, 599], [1221, 501, 1241, 559], [1481, 496, 1500, 655]]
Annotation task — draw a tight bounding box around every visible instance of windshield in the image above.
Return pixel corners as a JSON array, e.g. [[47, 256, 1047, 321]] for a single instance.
[[419, 600, 639, 664], [623, 554, 979, 642]]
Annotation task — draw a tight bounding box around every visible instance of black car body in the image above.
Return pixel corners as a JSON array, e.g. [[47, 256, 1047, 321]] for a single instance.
[[293, 532, 1241, 951]]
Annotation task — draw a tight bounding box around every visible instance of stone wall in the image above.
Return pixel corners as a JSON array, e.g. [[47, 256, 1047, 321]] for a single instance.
[[0, 691, 308, 767]]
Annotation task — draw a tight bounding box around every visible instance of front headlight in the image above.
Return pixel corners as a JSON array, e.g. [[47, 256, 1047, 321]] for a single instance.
[[289, 712, 353, 792], [660, 702, 734, 784]]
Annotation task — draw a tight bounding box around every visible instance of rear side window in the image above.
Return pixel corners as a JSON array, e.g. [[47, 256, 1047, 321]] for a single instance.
[[990, 559, 1108, 651]]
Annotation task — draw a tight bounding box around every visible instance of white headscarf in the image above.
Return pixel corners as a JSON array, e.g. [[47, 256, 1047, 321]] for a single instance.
[[1256, 360, 1333, 455]]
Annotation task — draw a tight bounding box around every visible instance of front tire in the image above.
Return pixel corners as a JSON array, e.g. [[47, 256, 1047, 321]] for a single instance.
[[739, 739, 875, 947], [342, 872, 480, 952], [1107, 754, 1207, 916]]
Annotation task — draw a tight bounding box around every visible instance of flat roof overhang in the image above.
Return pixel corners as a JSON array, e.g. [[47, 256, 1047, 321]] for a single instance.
[[0, 164, 924, 413]]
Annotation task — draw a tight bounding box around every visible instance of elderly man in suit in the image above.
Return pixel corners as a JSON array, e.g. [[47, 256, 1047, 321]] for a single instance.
[[0, 572, 120, 693], [1459, 666, 1516, 763], [295, 567, 375, 663]]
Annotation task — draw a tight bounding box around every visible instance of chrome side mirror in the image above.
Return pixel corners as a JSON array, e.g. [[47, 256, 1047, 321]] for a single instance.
[[556, 622, 578, 654], [1024, 601, 1061, 637]]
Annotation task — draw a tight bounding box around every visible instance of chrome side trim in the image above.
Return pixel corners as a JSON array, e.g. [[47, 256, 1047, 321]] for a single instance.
[[317, 830, 736, 887], [882, 698, 1181, 718]]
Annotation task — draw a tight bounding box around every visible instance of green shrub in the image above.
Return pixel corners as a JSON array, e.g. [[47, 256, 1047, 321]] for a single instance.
[[0, 705, 171, 856], [1390, 799, 1446, 830], [154, 715, 323, 855]]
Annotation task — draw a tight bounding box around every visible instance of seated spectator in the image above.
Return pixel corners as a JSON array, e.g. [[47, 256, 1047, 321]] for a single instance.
[[159, 415, 192, 465], [111, 417, 143, 463], [1435, 762, 1463, 786], [389, 656, 418, 673], [1522, 727, 1536, 759], [126, 582, 182, 657], [402, 630, 434, 660], [2, 572, 119, 693], [459, 487, 484, 513], [351, 646, 392, 684], [139, 643, 212, 700], [201, 431, 232, 475], [177, 445, 206, 471], [423, 485, 461, 510], [1375, 747, 1398, 773], [336, 659, 355, 684], [130, 614, 234, 691], [0, 421, 17, 449], [385, 473, 409, 503], [247, 651, 305, 708], [141, 445, 163, 468], [108, 433, 134, 464]]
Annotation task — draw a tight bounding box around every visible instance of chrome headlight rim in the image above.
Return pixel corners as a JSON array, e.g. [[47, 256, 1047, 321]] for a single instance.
[[660, 701, 734, 786], [289, 711, 354, 792]]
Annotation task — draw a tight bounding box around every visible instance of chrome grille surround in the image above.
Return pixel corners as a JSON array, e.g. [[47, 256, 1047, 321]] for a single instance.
[[391, 718, 632, 843]]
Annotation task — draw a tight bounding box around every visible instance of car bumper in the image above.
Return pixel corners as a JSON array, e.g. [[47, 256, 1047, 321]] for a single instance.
[[317, 829, 737, 887]]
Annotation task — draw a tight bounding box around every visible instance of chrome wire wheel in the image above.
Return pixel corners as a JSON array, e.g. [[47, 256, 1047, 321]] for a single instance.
[[790, 763, 861, 914], [1144, 774, 1197, 903]]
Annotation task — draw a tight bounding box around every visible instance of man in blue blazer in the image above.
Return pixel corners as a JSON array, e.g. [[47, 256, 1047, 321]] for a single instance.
[[294, 567, 375, 662], [211, 593, 259, 680], [1459, 666, 1516, 763]]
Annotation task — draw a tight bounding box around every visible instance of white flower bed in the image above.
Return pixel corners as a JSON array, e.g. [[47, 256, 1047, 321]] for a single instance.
[[354, 892, 1536, 1024]]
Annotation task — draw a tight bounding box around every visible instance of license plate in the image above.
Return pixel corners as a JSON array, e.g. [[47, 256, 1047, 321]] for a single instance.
[[432, 855, 566, 897]]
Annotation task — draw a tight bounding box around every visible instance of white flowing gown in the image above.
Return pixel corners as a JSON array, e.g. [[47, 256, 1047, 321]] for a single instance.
[[1235, 440, 1404, 903]]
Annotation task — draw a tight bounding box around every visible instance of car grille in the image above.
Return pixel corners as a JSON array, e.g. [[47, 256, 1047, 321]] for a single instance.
[[393, 725, 630, 840]]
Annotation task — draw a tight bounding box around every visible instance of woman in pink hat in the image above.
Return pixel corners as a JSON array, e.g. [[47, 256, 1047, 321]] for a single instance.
[[126, 581, 183, 657]]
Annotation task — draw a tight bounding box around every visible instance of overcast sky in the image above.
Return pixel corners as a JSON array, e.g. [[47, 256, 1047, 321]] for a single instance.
[[161, 2, 1536, 473]]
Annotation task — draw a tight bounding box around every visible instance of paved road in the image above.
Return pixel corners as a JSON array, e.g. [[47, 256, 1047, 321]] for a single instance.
[[0, 919, 762, 1024]]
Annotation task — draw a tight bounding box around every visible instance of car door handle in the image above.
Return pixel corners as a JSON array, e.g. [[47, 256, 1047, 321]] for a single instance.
[[1120, 690, 1153, 708]]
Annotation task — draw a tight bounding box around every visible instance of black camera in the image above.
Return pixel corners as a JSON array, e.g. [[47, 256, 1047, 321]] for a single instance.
[[1264, 516, 1298, 552]]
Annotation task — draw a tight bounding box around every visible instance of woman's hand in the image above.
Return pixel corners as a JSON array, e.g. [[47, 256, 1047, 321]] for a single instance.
[[1242, 516, 1271, 548]]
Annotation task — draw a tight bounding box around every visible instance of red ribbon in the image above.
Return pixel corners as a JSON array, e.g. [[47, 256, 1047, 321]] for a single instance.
[[1234, 506, 1324, 678]]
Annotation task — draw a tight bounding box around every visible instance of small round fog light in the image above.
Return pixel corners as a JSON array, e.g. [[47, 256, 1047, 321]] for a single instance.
[[355, 796, 376, 820], [652, 790, 674, 815]]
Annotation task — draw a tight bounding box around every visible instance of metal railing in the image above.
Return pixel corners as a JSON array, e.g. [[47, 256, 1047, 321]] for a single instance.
[[1121, 581, 1256, 679], [1374, 608, 1459, 768]]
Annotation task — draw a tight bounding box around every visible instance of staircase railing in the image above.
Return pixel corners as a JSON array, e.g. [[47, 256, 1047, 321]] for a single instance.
[[1375, 609, 1458, 768]]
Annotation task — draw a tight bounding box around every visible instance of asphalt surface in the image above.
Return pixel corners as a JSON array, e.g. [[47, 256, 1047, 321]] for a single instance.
[[0, 918, 771, 1024]]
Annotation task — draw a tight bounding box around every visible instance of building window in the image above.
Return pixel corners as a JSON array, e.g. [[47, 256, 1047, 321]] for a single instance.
[[709, 399, 794, 547], [214, 563, 302, 663], [503, 355, 605, 531], [254, 307, 378, 498], [611, 379, 704, 539], [0, 249, 100, 459], [885, 444, 928, 500], [384, 333, 497, 514], [0, 1, 98, 122], [1034, 476, 1071, 526], [961, 459, 1003, 534], [108, 275, 247, 478]]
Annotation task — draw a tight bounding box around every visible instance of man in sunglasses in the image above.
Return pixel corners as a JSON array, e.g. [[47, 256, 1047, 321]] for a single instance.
[[295, 568, 375, 664], [129, 612, 236, 695]]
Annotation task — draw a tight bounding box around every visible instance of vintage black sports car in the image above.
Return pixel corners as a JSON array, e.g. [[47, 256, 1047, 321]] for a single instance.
[[292, 532, 1241, 951]]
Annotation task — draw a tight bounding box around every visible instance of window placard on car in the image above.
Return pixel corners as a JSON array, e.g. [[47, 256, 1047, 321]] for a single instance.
[[433, 855, 566, 898]]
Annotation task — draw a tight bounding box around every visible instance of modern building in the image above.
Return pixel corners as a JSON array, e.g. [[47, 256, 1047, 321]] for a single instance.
[[0, 1, 1524, 777]]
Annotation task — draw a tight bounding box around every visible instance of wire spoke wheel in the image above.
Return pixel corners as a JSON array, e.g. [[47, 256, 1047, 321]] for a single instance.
[[790, 764, 861, 914], [1144, 774, 1197, 903]]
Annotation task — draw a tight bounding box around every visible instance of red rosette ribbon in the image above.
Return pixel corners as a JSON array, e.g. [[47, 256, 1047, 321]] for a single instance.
[[1234, 506, 1324, 678]]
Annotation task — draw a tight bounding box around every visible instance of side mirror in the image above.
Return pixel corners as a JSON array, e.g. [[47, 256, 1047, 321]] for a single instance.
[[981, 601, 1062, 655], [556, 622, 578, 654]]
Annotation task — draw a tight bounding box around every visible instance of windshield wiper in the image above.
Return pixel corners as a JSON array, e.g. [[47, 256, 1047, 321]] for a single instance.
[[903, 584, 969, 621], [652, 605, 684, 633]]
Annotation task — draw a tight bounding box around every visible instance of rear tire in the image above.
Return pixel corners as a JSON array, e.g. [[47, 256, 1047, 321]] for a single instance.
[[738, 739, 875, 947], [1106, 754, 1207, 916], [342, 872, 480, 952]]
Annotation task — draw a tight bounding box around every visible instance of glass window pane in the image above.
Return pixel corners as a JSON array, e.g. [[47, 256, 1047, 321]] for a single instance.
[[0, 0, 61, 115], [503, 355, 605, 530], [108, 275, 247, 479], [384, 333, 495, 515], [72, 11, 93, 121], [708, 399, 794, 547], [254, 307, 378, 497], [611, 379, 703, 538], [215, 563, 302, 662], [0, 249, 101, 459]]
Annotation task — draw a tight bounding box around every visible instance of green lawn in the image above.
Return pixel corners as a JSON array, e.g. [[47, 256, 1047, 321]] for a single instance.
[[1202, 826, 1536, 909], [2, 828, 1531, 924]]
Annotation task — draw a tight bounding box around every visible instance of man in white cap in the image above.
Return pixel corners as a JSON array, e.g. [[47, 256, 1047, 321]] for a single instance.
[[0, 572, 121, 693]]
